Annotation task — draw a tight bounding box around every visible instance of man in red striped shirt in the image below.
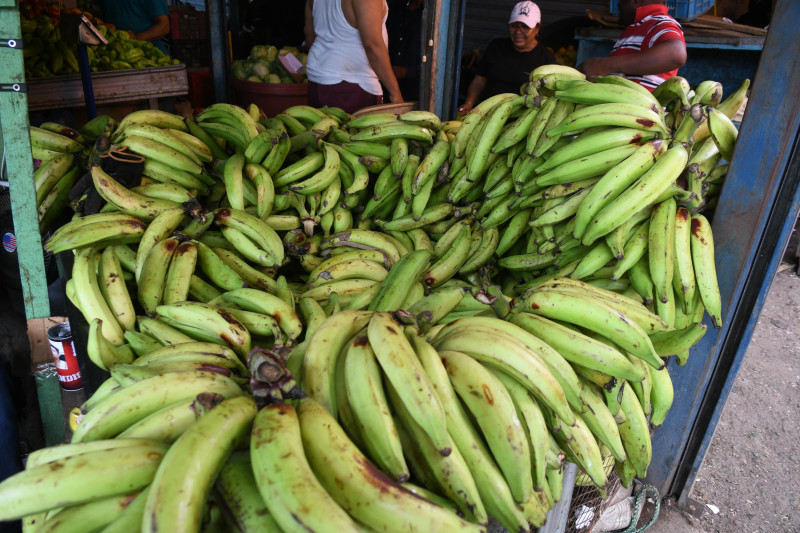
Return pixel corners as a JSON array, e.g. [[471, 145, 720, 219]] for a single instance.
[[578, 0, 687, 91]]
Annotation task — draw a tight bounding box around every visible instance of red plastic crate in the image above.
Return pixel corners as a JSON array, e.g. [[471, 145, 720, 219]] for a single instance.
[[169, 8, 208, 40], [186, 68, 213, 110], [171, 40, 211, 69]]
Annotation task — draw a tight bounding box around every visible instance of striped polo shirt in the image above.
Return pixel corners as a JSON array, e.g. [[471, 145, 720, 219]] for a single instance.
[[610, 4, 686, 91]]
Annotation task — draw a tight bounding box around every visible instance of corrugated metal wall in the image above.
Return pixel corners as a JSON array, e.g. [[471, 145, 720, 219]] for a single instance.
[[461, 0, 608, 57]]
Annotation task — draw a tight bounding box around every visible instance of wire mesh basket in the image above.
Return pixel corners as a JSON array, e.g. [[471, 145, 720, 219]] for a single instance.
[[565, 454, 622, 532]]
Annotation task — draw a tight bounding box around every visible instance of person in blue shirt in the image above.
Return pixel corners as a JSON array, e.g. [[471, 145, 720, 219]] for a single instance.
[[93, 0, 171, 55]]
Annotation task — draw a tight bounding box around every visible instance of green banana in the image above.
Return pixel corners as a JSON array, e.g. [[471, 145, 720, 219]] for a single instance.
[[509, 311, 643, 382], [297, 397, 484, 533], [220, 287, 303, 341], [547, 102, 668, 137], [91, 164, 180, 220], [0, 444, 167, 522], [519, 289, 664, 369], [386, 380, 487, 525], [691, 214, 722, 327], [440, 349, 532, 504], [213, 451, 280, 532], [432, 323, 574, 425], [412, 334, 530, 532], [143, 395, 257, 533], [154, 300, 251, 358], [343, 333, 410, 481], [581, 143, 688, 246], [367, 312, 451, 455], [648, 198, 678, 304], [71, 370, 243, 442]]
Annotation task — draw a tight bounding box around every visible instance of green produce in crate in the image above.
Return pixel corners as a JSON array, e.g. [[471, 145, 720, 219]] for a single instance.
[[251, 44, 278, 62], [251, 60, 271, 79], [20, 9, 179, 77], [231, 43, 308, 83]]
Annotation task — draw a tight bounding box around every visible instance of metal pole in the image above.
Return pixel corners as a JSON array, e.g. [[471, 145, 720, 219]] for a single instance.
[[207, 0, 229, 104], [77, 43, 97, 119], [0, 1, 51, 319]]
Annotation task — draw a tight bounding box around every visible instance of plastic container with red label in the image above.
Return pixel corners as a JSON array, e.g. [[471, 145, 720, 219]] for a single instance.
[[47, 322, 84, 391]]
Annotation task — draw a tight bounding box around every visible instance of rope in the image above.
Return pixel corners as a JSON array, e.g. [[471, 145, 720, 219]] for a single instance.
[[613, 484, 660, 533]]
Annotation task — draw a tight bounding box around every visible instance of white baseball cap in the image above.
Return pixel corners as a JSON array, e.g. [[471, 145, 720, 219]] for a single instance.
[[508, 1, 541, 28]]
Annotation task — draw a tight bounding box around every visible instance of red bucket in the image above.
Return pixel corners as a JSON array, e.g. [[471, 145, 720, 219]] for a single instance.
[[231, 78, 309, 117]]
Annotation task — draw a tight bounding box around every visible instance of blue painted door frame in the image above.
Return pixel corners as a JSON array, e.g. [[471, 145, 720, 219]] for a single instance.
[[644, 0, 800, 500]]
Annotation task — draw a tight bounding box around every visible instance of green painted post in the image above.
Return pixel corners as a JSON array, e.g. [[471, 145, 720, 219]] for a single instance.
[[0, 2, 52, 319]]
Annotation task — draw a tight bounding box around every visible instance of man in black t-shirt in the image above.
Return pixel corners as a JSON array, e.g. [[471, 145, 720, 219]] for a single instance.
[[458, 1, 555, 115]]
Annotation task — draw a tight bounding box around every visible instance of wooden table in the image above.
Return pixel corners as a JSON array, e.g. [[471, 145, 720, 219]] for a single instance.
[[26, 64, 189, 112]]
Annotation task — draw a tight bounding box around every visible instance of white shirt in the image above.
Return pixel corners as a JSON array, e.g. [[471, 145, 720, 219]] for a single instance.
[[307, 0, 388, 96]]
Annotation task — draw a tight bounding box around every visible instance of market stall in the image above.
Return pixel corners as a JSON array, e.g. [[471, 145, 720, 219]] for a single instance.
[[1, 0, 799, 532]]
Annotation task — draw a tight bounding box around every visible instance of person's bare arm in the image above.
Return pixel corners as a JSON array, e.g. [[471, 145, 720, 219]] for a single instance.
[[457, 74, 487, 115], [133, 14, 170, 43], [304, 0, 316, 48], [578, 39, 687, 80], [352, 0, 403, 103]]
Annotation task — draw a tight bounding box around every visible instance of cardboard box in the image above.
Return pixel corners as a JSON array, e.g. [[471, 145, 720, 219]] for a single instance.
[[27, 316, 68, 370], [28, 317, 70, 446]]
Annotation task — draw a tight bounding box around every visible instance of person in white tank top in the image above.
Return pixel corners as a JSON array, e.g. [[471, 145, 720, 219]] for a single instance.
[[304, 0, 404, 113]]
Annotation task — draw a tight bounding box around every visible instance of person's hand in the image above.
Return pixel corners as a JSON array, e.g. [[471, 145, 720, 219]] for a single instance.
[[457, 101, 473, 116], [577, 57, 612, 81], [388, 91, 404, 104]]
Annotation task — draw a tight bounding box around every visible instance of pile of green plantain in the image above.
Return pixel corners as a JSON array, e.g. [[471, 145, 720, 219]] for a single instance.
[[7, 66, 748, 533]]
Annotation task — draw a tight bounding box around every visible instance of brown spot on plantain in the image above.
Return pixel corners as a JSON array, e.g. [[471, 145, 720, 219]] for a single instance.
[[691, 218, 706, 243], [353, 335, 368, 347], [125, 219, 147, 231], [482, 383, 495, 405]]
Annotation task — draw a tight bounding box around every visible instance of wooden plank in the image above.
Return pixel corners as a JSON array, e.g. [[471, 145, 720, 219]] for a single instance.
[[576, 26, 764, 49], [684, 21, 758, 37], [0, 4, 51, 320], [26, 64, 189, 112], [693, 14, 768, 35]]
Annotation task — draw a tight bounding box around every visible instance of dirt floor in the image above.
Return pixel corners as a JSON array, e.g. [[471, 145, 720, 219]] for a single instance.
[[645, 266, 800, 533]]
